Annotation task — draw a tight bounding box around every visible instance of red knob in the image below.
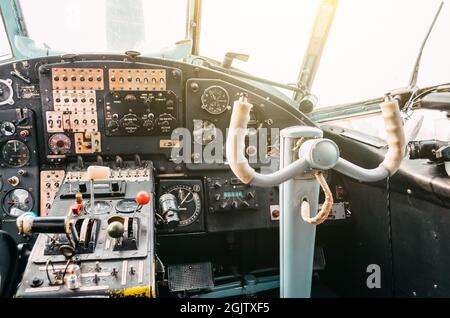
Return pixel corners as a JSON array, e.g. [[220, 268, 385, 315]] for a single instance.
[[135, 191, 151, 205]]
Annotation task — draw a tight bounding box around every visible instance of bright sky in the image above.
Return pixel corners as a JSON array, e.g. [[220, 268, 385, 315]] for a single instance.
[[9, 0, 450, 108], [201, 0, 450, 106]]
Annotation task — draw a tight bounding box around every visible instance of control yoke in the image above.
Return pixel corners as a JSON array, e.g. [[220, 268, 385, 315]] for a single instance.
[[226, 95, 405, 188], [226, 94, 405, 297]]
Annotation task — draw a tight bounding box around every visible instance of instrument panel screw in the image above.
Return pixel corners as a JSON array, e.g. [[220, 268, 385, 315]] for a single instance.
[[190, 82, 199, 93]]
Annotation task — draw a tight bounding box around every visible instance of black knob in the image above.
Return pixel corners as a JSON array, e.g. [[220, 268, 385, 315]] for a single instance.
[[247, 192, 255, 199], [111, 182, 120, 192], [214, 182, 222, 189], [214, 194, 221, 201], [78, 183, 87, 193], [108, 120, 119, 130], [241, 201, 250, 208], [231, 201, 238, 209], [220, 202, 228, 210]]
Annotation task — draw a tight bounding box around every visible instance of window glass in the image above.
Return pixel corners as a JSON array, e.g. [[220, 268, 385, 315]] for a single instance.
[[0, 15, 12, 60], [313, 0, 450, 107], [200, 0, 319, 92], [19, 0, 187, 54], [331, 110, 449, 142]]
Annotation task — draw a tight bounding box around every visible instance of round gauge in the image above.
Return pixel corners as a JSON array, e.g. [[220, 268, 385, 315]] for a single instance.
[[0, 121, 16, 136], [48, 134, 71, 155], [1, 140, 30, 167], [85, 200, 112, 215], [193, 120, 218, 145], [165, 185, 201, 227], [3, 189, 34, 217], [201, 86, 230, 115], [0, 79, 14, 106], [116, 199, 139, 213]]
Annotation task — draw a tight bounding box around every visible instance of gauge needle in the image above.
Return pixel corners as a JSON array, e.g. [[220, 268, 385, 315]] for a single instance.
[[178, 192, 192, 207]]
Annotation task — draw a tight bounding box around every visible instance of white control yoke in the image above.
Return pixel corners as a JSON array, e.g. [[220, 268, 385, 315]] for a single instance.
[[226, 95, 406, 187]]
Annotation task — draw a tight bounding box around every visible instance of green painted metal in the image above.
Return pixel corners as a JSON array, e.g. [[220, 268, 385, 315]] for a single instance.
[[279, 126, 322, 297], [310, 98, 384, 123], [0, 0, 27, 59]]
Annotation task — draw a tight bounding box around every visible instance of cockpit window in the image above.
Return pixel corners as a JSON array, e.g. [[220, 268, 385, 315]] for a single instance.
[[19, 0, 187, 54], [313, 0, 450, 107], [0, 14, 12, 60], [200, 0, 318, 91]]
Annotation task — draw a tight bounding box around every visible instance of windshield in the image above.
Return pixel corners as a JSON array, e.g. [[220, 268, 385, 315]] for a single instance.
[[200, 0, 318, 91], [19, 0, 187, 54], [313, 0, 450, 107], [18, 0, 450, 109]]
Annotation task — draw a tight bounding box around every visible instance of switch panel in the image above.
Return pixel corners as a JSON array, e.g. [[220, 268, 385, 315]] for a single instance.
[[68, 112, 99, 132], [40, 170, 65, 216], [108, 69, 166, 91], [53, 90, 96, 112], [74, 132, 101, 154], [52, 68, 104, 90], [45, 111, 64, 133]]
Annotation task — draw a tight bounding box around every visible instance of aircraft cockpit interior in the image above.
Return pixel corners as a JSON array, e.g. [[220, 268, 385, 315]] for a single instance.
[[0, 0, 449, 302]]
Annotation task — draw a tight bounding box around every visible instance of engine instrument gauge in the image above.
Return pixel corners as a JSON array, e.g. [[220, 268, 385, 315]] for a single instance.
[[116, 199, 139, 213], [0, 121, 16, 136], [193, 120, 218, 145], [165, 184, 201, 226], [1, 140, 30, 167], [3, 189, 34, 217], [201, 86, 230, 115], [48, 133, 71, 155]]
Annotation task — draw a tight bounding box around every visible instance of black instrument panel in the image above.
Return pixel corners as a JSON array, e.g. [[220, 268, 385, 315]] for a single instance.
[[37, 60, 183, 161], [0, 108, 39, 242], [0, 54, 307, 239]]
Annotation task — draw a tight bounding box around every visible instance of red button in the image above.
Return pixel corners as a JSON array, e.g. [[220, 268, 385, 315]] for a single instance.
[[135, 191, 151, 205]]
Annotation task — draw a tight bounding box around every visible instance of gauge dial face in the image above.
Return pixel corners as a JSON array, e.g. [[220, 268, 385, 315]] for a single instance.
[[3, 189, 34, 217], [166, 185, 201, 226], [85, 200, 112, 215], [116, 199, 139, 213], [48, 133, 71, 155], [0, 79, 14, 106], [193, 120, 218, 145], [2, 140, 30, 167], [201, 86, 230, 115], [0, 121, 16, 136]]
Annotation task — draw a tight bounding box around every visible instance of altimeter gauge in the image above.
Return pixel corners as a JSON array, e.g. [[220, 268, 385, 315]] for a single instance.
[[201, 85, 230, 115]]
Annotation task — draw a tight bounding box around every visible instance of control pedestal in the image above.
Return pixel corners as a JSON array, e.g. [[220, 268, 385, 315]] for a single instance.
[[15, 160, 156, 298]]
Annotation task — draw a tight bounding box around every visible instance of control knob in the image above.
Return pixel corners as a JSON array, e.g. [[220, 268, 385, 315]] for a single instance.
[[107, 120, 119, 131]]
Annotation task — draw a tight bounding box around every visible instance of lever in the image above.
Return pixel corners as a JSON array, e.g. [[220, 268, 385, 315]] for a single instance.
[[86, 166, 111, 214], [221, 52, 249, 69]]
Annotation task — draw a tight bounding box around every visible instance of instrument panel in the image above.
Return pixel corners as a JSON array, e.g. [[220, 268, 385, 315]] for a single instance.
[[0, 108, 39, 241], [39, 62, 183, 161], [0, 54, 306, 242]]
